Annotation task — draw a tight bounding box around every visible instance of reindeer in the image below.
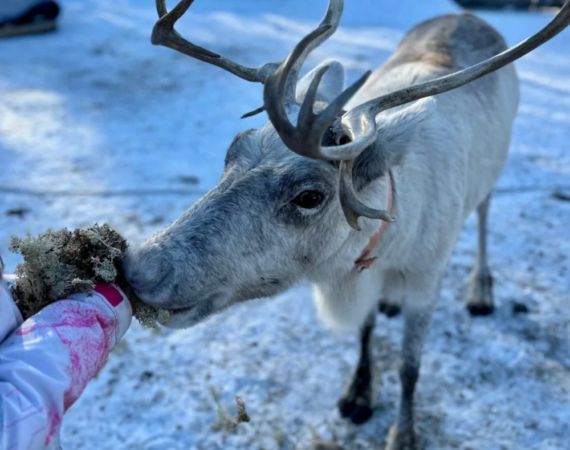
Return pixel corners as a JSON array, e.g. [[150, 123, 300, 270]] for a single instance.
[[124, 1, 570, 448]]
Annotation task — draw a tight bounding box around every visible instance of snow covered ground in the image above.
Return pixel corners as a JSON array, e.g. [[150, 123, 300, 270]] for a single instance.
[[1, 0, 569, 448]]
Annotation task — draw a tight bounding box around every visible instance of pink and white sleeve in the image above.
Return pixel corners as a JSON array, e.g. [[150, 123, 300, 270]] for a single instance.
[[0, 283, 132, 450]]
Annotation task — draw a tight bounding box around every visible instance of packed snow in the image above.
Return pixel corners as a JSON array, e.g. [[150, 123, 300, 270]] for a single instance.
[[0, 0, 569, 449]]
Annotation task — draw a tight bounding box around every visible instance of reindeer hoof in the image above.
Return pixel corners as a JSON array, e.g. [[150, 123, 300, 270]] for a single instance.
[[379, 300, 401, 317], [467, 303, 494, 316], [337, 394, 373, 425], [385, 422, 423, 450], [466, 269, 494, 316], [337, 396, 373, 424]]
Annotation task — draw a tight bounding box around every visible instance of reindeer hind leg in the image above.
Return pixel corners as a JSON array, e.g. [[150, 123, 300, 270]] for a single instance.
[[467, 194, 495, 316]]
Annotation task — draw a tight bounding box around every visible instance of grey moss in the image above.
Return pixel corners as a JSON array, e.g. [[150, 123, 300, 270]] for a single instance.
[[9, 224, 171, 328], [132, 300, 172, 329]]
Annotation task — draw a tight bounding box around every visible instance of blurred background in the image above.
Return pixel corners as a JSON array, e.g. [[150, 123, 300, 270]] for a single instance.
[[0, 0, 569, 449]]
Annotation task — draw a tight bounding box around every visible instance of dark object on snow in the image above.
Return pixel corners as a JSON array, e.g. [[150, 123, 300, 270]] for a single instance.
[[512, 301, 530, 314], [5, 208, 31, 218], [454, 0, 566, 9], [552, 190, 570, 202], [0, 1, 60, 39], [177, 175, 200, 185], [468, 303, 495, 316], [314, 443, 345, 450]]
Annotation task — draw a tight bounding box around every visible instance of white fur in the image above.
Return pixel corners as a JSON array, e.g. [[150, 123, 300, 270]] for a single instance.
[[296, 59, 346, 104], [310, 59, 519, 330]]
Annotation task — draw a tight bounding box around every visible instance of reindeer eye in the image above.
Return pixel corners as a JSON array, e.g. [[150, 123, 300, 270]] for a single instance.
[[292, 191, 324, 209]]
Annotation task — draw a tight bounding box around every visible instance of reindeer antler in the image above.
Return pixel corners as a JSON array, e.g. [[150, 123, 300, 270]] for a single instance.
[[151, 0, 280, 83], [151, 0, 343, 106], [263, 25, 372, 160], [265, 0, 570, 229], [151, 0, 570, 230]]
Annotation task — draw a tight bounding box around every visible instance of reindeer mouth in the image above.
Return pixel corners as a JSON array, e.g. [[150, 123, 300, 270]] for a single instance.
[[169, 304, 196, 314], [161, 304, 200, 329], [161, 292, 226, 329]]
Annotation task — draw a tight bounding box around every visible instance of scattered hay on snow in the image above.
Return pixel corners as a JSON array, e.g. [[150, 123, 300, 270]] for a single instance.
[[210, 387, 251, 432]]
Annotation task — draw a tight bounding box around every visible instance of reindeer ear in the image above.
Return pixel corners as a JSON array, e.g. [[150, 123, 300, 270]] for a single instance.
[[353, 97, 436, 188], [377, 97, 436, 149], [296, 60, 345, 104]]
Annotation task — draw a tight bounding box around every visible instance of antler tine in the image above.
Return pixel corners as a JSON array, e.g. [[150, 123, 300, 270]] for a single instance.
[[261, 0, 383, 229], [339, 160, 394, 231], [152, 0, 279, 84], [156, 0, 167, 18], [244, 0, 345, 119], [264, 23, 371, 160], [283, 0, 345, 103]]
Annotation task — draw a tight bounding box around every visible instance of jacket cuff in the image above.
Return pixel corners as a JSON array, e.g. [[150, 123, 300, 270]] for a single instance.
[[68, 284, 132, 343], [93, 284, 132, 340], [0, 276, 23, 343]]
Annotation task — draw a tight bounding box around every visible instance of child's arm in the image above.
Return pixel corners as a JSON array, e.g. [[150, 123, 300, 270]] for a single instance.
[[0, 280, 132, 450]]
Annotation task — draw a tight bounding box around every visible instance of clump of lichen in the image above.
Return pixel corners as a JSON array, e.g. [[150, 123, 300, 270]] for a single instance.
[[9, 224, 171, 327], [133, 301, 172, 329]]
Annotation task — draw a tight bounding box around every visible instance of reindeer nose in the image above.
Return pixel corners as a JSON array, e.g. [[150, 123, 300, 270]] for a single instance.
[[123, 245, 173, 302]]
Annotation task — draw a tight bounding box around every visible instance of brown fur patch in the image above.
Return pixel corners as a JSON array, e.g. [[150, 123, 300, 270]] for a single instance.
[[384, 13, 508, 73]]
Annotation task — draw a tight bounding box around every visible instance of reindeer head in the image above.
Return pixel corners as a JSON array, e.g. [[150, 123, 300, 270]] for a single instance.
[[123, 60, 380, 328], [123, 0, 570, 328]]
